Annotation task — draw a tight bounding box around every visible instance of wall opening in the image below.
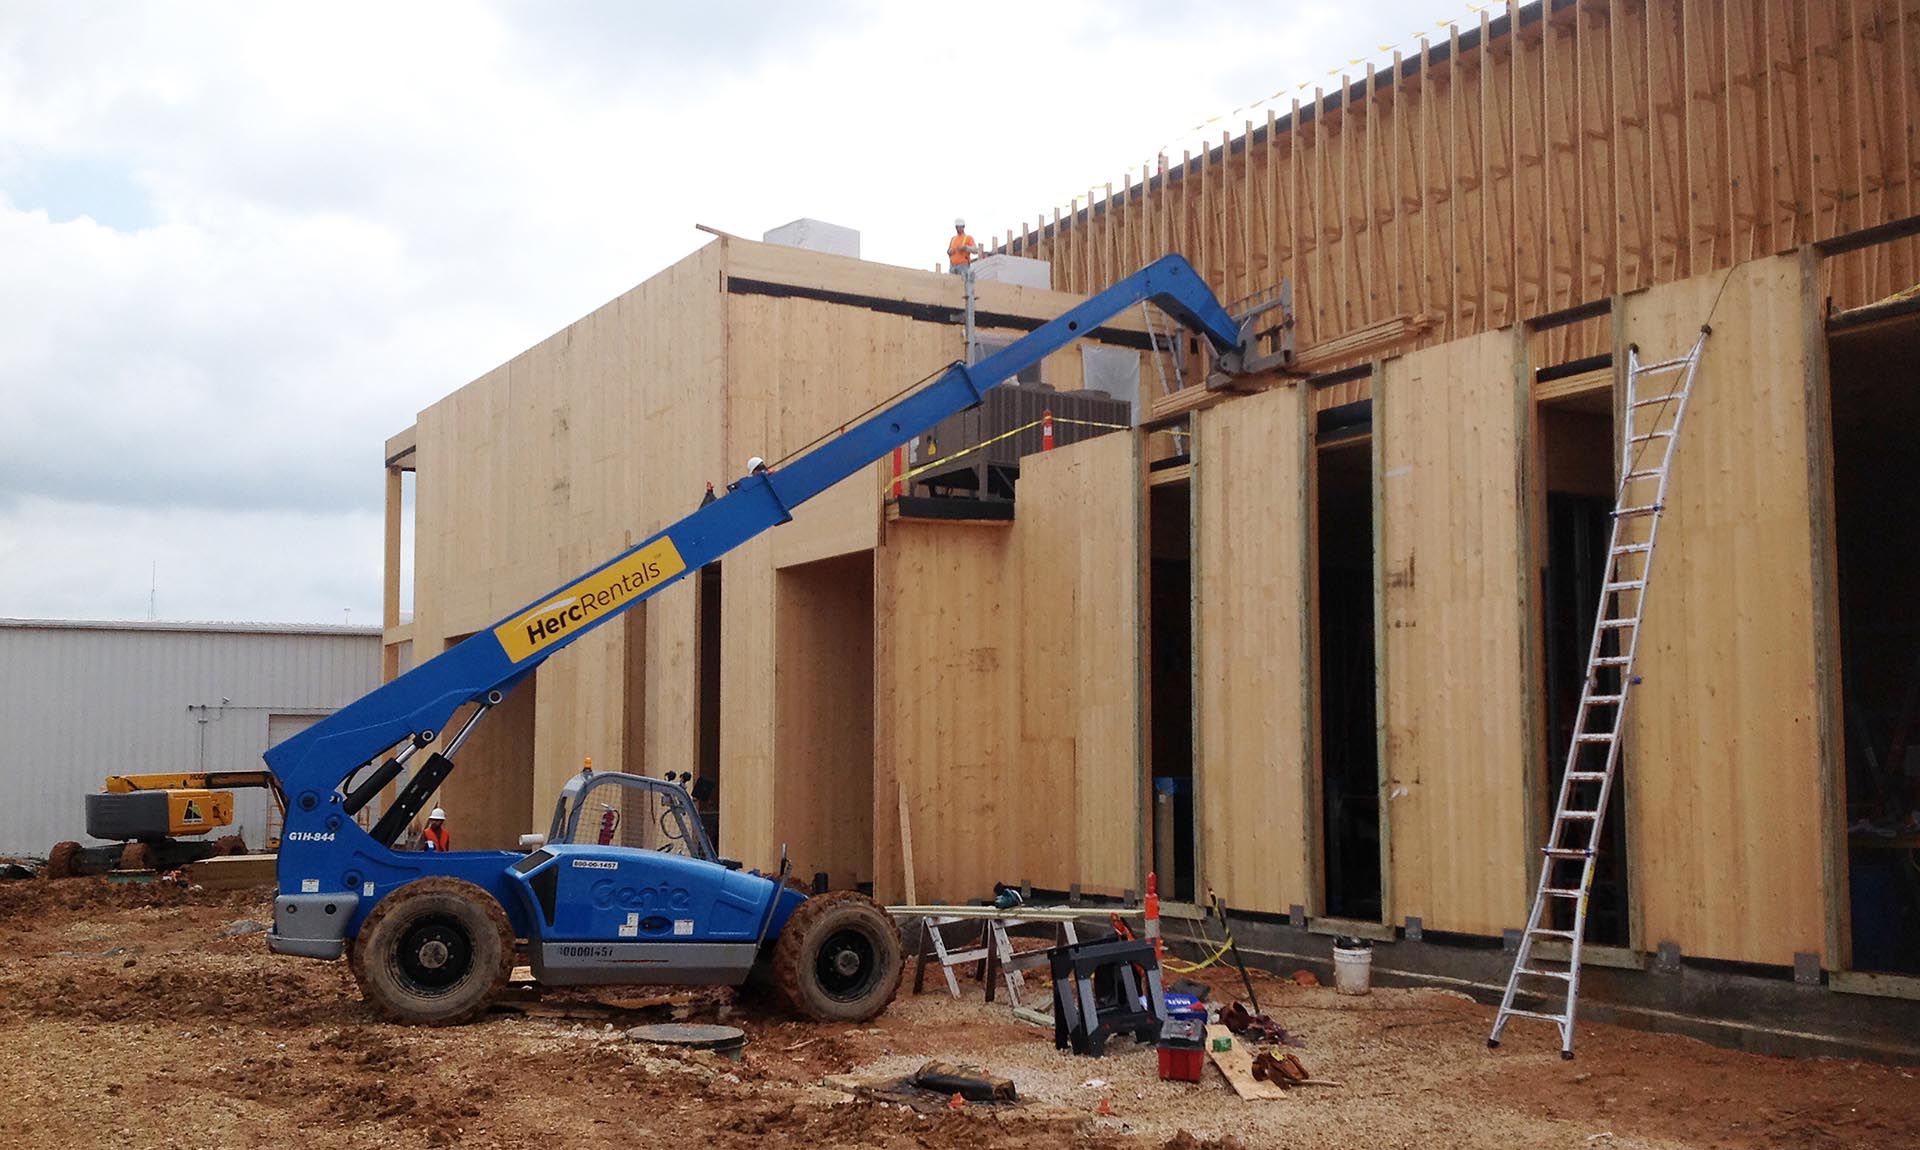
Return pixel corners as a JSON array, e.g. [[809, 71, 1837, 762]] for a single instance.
[[1149, 480, 1196, 902], [1314, 433, 1381, 921], [621, 604, 647, 779], [774, 550, 876, 890], [696, 564, 723, 847], [1829, 315, 1920, 974], [1537, 393, 1630, 947]]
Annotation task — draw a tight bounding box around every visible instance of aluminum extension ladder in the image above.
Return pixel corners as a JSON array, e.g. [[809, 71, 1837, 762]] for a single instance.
[[1488, 326, 1711, 1059]]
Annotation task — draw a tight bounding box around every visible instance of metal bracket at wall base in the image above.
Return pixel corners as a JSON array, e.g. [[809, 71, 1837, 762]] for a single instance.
[[1654, 941, 1683, 975], [1404, 917, 1423, 942], [1502, 928, 1523, 953], [1288, 905, 1307, 928], [1794, 952, 1823, 987]]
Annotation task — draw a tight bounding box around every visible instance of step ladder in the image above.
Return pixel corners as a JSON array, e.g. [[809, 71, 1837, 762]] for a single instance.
[[1488, 326, 1710, 1059], [909, 913, 1081, 1007]]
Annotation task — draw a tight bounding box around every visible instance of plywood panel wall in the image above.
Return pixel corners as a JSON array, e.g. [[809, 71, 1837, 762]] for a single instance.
[[1007, 0, 1920, 353], [1380, 328, 1532, 937], [1194, 384, 1313, 916], [1621, 254, 1828, 966], [411, 242, 729, 832], [720, 281, 955, 875], [871, 522, 1022, 904], [1013, 434, 1145, 894]]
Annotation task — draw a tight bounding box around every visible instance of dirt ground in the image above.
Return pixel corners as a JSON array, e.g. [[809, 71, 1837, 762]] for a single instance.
[[1, 881, 1915, 1150]]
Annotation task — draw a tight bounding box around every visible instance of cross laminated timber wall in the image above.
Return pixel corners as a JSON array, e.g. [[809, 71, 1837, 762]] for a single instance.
[[402, 234, 1145, 861], [872, 431, 1145, 905], [1174, 252, 1828, 967]]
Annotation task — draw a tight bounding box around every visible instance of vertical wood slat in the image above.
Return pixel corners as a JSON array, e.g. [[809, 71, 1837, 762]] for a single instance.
[[1022, 1, 1911, 341]]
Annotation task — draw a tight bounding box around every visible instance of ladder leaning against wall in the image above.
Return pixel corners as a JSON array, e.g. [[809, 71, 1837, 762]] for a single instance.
[[1488, 325, 1712, 1060]]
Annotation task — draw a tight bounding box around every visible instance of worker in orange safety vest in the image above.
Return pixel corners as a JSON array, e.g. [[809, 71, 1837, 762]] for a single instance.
[[421, 808, 450, 852], [947, 218, 980, 273]]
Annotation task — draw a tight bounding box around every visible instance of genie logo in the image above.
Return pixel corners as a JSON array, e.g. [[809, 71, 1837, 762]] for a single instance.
[[589, 878, 692, 912]]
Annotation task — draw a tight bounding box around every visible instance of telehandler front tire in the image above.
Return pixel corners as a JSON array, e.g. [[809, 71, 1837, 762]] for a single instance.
[[772, 891, 903, 1023], [352, 877, 514, 1026]]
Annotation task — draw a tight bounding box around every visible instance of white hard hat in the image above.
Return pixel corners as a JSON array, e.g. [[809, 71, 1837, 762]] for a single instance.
[[954, 217, 966, 228], [429, 808, 446, 821]]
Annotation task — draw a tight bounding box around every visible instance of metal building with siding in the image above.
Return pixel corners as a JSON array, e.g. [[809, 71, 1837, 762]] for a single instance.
[[0, 619, 381, 858]]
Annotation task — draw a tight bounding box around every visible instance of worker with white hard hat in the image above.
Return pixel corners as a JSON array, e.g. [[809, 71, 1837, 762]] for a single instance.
[[947, 217, 980, 273], [421, 808, 450, 852]]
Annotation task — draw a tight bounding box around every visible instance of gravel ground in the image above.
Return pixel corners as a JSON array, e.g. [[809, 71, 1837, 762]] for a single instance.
[[0, 879, 1914, 1149]]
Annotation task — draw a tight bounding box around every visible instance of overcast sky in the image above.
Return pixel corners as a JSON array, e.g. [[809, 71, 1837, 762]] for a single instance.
[[1, 0, 1453, 624]]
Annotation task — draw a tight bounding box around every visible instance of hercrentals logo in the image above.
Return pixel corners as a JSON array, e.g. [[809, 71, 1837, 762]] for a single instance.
[[494, 537, 686, 662]]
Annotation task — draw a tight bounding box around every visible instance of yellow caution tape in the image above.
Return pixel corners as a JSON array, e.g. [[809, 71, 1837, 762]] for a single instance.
[[890, 416, 1132, 486]]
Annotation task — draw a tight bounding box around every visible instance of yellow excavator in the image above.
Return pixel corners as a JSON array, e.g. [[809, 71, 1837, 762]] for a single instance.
[[47, 771, 287, 877]]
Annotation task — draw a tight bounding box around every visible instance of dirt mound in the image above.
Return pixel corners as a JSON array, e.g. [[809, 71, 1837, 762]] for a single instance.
[[1, 959, 360, 1029], [0, 877, 258, 925]]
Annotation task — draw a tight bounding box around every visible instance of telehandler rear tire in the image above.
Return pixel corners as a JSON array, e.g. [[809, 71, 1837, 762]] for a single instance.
[[772, 891, 903, 1023], [351, 877, 514, 1026]]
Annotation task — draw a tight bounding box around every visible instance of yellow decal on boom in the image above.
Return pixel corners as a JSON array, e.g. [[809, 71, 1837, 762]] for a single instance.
[[494, 537, 686, 663]]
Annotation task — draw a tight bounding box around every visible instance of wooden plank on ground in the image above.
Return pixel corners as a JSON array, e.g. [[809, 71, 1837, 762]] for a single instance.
[[1204, 1025, 1287, 1100]]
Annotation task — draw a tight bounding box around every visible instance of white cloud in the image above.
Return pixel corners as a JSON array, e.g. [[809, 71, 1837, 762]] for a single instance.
[[0, 0, 1448, 623]]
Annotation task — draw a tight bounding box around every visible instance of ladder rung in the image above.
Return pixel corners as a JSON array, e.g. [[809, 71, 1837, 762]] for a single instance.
[[1543, 847, 1594, 858], [1627, 431, 1674, 443], [1610, 505, 1661, 519], [1623, 468, 1665, 480], [1596, 617, 1639, 630], [1592, 656, 1632, 667], [1500, 1007, 1571, 1023], [1584, 694, 1623, 705], [1519, 967, 1574, 980], [1604, 579, 1646, 591], [1634, 356, 1692, 373], [1558, 810, 1602, 820], [1613, 543, 1652, 554], [1540, 890, 1584, 901], [1573, 733, 1615, 743], [1629, 392, 1686, 407], [1566, 771, 1609, 781]]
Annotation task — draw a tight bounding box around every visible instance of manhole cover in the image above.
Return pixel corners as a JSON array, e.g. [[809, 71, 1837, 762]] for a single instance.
[[624, 1022, 748, 1061]]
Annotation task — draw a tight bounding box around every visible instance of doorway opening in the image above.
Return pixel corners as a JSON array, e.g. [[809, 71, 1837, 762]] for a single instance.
[[1537, 392, 1630, 947], [695, 563, 723, 848], [1148, 479, 1196, 902], [774, 550, 877, 891], [1829, 314, 1920, 974], [621, 604, 648, 778], [1314, 430, 1381, 921]]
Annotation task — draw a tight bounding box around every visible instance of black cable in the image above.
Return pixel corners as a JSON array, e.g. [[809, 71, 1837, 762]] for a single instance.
[[768, 360, 961, 471]]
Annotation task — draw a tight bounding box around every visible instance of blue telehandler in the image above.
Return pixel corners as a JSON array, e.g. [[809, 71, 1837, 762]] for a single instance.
[[262, 254, 1281, 1025]]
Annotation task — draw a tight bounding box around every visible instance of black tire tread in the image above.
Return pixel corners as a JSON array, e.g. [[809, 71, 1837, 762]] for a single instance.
[[771, 890, 903, 1023], [351, 876, 514, 1027]]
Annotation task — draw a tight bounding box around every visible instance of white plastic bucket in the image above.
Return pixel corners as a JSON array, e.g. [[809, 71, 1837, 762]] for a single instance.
[[1333, 944, 1373, 995]]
